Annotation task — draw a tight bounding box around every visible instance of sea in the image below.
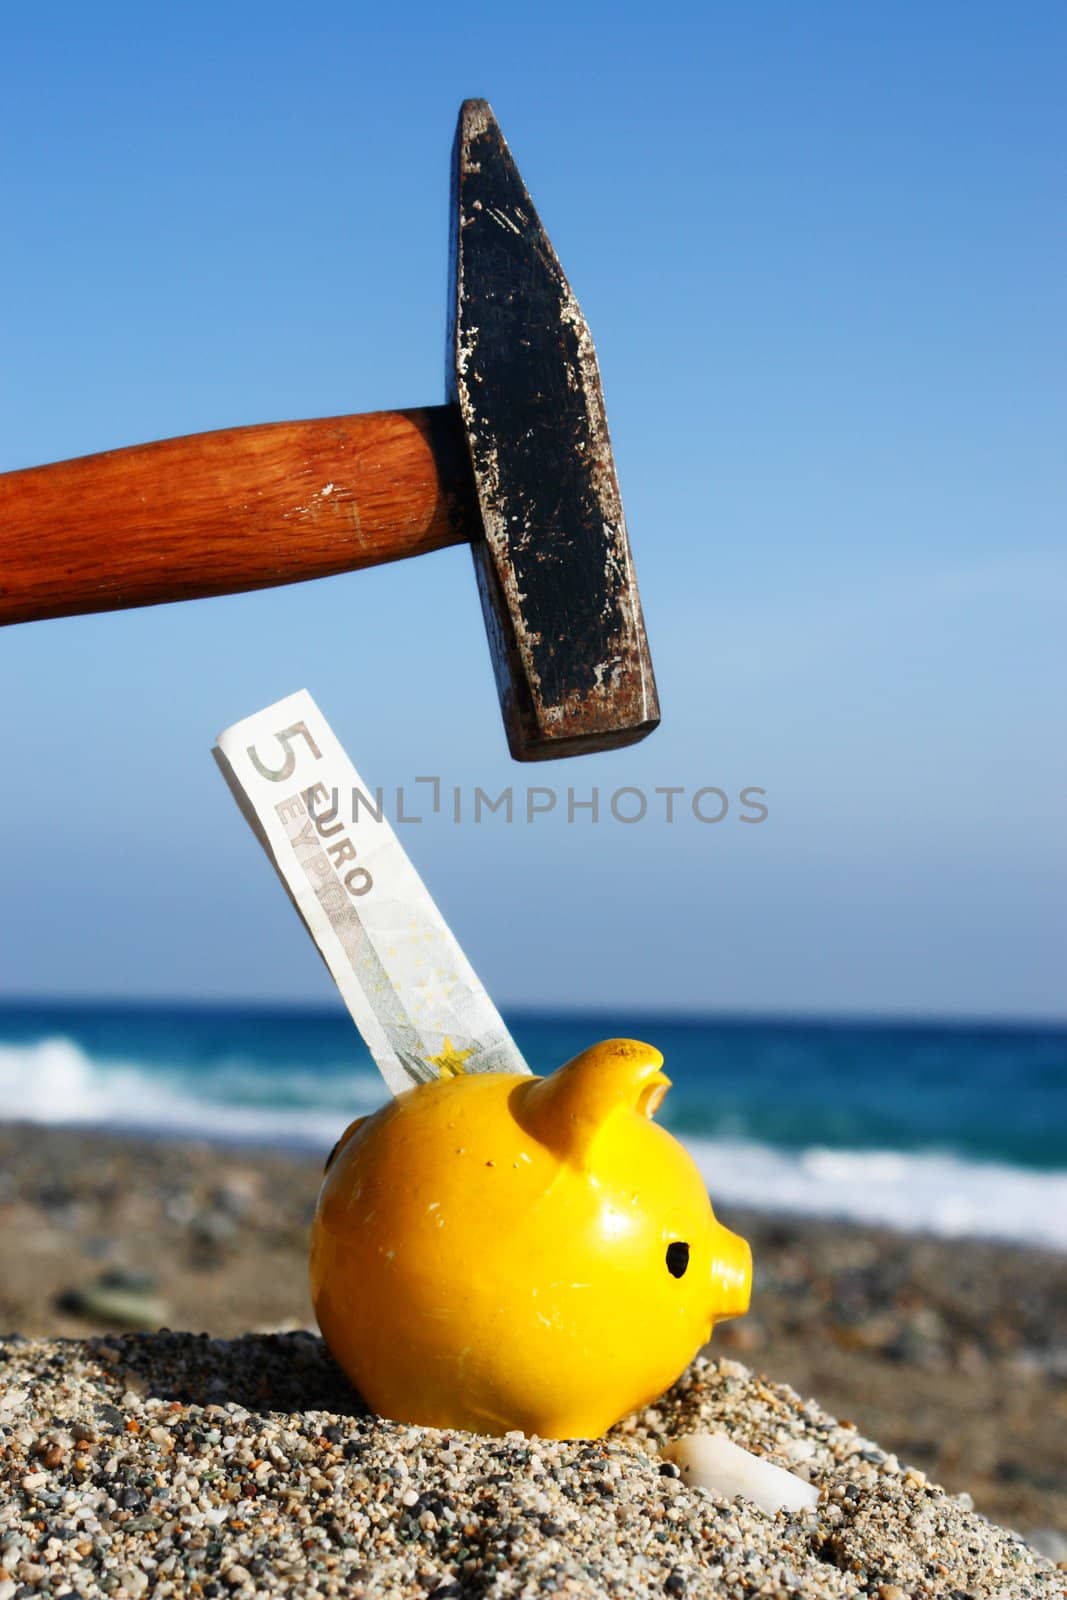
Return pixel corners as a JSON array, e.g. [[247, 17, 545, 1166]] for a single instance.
[[0, 1001, 1064, 1251]]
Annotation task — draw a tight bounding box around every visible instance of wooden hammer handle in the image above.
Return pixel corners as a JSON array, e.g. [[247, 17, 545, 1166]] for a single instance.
[[0, 406, 474, 626]]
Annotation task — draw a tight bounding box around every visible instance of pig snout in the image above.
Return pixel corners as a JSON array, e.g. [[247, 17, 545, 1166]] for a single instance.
[[709, 1225, 752, 1322]]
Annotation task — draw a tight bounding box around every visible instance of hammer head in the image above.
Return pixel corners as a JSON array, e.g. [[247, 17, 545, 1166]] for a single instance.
[[447, 100, 660, 762]]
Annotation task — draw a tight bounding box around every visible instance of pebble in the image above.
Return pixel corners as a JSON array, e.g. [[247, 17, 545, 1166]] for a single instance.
[[663, 1433, 820, 1514], [56, 1272, 169, 1330], [1028, 1528, 1067, 1563]]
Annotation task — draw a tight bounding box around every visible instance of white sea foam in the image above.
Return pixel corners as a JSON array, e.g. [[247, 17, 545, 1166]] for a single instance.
[[0, 1036, 378, 1151], [687, 1136, 1067, 1252], [2, 1037, 1065, 1251]]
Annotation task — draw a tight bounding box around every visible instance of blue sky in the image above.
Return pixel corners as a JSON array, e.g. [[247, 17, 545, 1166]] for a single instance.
[[2, 4, 1064, 1018]]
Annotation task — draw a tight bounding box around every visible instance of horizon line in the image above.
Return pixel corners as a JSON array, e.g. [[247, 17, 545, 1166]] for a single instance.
[[0, 991, 1064, 1036]]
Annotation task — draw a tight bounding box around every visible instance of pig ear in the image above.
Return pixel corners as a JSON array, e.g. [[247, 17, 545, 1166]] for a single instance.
[[515, 1039, 671, 1168], [323, 1115, 366, 1175]]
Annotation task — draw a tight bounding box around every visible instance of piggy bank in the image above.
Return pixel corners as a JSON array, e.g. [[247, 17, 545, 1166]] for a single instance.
[[309, 1038, 751, 1438]]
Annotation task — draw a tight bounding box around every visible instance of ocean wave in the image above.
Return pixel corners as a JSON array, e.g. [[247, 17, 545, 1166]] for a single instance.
[[0, 1036, 382, 1150], [3, 1037, 1065, 1251], [688, 1137, 1067, 1252]]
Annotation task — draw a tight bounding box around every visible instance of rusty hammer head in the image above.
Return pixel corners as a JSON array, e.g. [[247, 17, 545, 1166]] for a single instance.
[[446, 100, 659, 761]]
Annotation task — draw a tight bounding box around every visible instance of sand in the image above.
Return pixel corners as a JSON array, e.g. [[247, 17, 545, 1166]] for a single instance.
[[0, 1333, 1062, 1599], [1, 1122, 1065, 1594]]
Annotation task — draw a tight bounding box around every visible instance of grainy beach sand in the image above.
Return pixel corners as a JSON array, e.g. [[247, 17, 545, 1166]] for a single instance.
[[0, 1334, 1062, 1599], [1, 1123, 1065, 1595]]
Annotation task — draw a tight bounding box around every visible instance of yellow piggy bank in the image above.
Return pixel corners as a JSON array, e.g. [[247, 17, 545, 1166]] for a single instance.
[[309, 1038, 751, 1439]]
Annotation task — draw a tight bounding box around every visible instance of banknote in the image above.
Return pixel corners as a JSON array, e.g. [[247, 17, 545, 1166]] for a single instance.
[[214, 690, 530, 1096]]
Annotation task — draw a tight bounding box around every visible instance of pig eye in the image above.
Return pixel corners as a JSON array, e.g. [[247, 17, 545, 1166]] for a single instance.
[[665, 1241, 690, 1278]]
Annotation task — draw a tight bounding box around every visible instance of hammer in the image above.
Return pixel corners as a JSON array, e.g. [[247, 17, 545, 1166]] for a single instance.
[[0, 101, 659, 762]]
